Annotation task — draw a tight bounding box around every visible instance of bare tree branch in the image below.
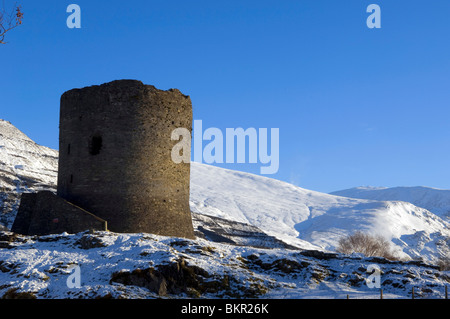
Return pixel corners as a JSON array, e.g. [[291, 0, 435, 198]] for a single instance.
[[0, 2, 23, 44]]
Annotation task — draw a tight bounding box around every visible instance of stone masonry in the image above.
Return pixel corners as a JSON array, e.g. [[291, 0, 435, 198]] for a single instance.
[[12, 80, 195, 239], [12, 191, 107, 236]]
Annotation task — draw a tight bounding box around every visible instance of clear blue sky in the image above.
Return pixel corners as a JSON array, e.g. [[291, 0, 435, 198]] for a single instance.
[[1, 0, 450, 193]]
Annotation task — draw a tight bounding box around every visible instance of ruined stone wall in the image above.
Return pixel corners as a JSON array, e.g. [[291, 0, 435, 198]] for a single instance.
[[11, 191, 107, 236], [57, 80, 194, 238]]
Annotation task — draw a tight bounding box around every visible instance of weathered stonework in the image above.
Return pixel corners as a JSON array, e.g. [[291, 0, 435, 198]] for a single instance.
[[13, 80, 195, 239], [12, 191, 107, 236]]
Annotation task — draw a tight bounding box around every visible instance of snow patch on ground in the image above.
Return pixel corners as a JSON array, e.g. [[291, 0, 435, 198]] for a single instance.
[[0, 230, 448, 299]]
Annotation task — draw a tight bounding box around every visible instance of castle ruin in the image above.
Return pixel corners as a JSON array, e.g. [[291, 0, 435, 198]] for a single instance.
[[12, 80, 195, 239]]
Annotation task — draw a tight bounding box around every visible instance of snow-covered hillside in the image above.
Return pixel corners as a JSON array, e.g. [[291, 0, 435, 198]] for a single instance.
[[0, 230, 448, 299], [0, 120, 58, 228], [190, 163, 450, 262], [331, 186, 450, 222], [0, 119, 449, 299], [0, 119, 58, 190], [0, 119, 449, 263]]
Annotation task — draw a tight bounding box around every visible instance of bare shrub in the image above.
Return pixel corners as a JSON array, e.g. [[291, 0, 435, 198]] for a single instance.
[[337, 231, 397, 260]]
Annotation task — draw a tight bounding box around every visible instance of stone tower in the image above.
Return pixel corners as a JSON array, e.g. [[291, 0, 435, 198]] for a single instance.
[[56, 80, 194, 238]]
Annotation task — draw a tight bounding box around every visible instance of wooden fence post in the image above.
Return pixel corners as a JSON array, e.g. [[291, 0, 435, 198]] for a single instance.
[[412, 287, 415, 299]]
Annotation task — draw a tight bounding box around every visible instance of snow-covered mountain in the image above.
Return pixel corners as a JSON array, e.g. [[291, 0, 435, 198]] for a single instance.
[[0, 119, 449, 263], [191, 163, 449, 262], [0, 119, 449, 299], [0, 119, 58, 190], [331, 186, 450, 222], [0, 120, 58, 228]]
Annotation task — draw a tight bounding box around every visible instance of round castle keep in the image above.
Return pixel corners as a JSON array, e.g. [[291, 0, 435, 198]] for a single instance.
[[57, 80, 195, 238]]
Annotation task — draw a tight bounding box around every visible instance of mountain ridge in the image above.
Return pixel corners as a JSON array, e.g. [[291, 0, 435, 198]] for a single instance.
[[190, 162, 449, 262], [331, 186, 450, 222], [0, 119, 449, 263], [0, 119, 449, 299]]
